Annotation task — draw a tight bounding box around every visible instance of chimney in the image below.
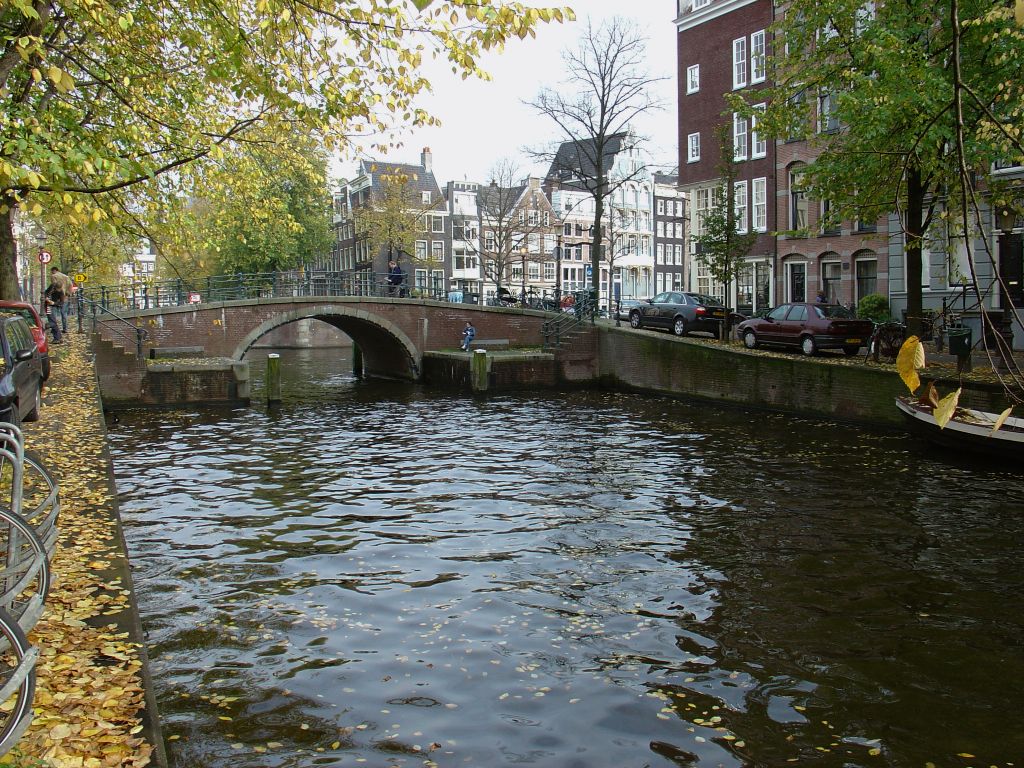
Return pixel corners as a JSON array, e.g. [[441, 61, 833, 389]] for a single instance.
[[421, 147, 432, 173]]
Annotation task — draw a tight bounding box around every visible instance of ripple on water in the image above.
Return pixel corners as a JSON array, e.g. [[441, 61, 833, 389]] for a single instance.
[[108, 350, 1024, 768]]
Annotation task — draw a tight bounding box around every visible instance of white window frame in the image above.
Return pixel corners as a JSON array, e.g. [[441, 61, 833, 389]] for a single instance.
[[415, 240, 428, 259], [733, 112, 748, 161], [733, 37, 747, 89], [750, 30, 766, 84], [687, 132, 701, 163], [751, 103, 767, 159], [431, 215, 444, 233], [692, 0, 711, 8], [544, 262, 555, 281], [687, 64, 700, 94], [656, 244, 665, 265], [753, 177, 767, 232], [431, 240, 445, 261], [734, 180, 749, 234], [657, 199, 665, 215], [421, 191, 431, 204]]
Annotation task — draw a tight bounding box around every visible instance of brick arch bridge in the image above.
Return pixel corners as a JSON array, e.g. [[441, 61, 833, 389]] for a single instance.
[[101, 297, 552, 379]]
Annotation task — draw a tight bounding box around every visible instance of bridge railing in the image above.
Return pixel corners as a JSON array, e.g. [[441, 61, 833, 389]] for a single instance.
[[543, 290, 598, 350], [82, 271, 564, 313]]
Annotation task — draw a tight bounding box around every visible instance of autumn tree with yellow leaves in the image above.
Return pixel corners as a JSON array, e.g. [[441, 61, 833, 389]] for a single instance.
[[0, 0, 575, 298]]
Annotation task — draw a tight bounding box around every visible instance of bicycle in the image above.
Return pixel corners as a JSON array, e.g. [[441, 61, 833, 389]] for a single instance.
[[865, 320, 907, 363]]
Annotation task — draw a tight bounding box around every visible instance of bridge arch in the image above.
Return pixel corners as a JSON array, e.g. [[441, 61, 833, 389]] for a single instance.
[[234, 306, 421, 380]]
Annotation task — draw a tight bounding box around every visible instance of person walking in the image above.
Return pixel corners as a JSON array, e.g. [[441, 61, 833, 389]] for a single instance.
[[460, 321, 476, 352], [50, 267, 74, 333], [43, 279, 64, 344], [387, 260, 404, 297]]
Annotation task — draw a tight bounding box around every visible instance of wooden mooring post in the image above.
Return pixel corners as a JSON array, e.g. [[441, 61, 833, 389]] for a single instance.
[[267, 353, 282, 403]]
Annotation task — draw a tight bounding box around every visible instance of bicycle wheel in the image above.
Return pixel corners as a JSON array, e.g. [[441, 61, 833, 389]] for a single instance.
[[0, 605, 36, 756], [878, 325, 906, 361]]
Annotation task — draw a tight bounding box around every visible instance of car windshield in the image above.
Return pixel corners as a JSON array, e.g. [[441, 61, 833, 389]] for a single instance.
[[686, 293, 723, 307], [815, 304, 857, 319]]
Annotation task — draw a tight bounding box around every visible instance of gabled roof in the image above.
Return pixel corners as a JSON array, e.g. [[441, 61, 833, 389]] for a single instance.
[[545, 132, 630, 188], [477, 182, 527, 213], [357, 158, 445, 209]]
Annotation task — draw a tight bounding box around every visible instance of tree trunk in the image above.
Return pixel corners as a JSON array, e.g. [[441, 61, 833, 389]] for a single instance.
[[592, 183, 603, 306], [905, 165, 925, 337], [0, 203, 21, 301]]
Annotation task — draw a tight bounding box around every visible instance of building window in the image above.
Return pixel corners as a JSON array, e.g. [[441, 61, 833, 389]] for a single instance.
[[821, 199, 840, 235], [822, 260, 842, 302], [415, 240, 428, 259], [751, 103, 767, 158], [734, 180, 748, 234], [855, 213, 877, 233], [688, 132, 700, 163], [819, 91, 839, 133], [855, 258, 877, 300], [790, 168, 808, 230], [694, 187, 711, 238], [753, 177, 767, 232], [687, 64, 700, 94], [414, 268, 428, 289], [432, 241, 445, 261], [657, 199, 665, 215], [733, 113, 748, 160], [431, 215, 444, 233], [692, 0, 711, 9], [528, 262, 541, 281], [787, 261, 807, 302], [733, 37, 747, 89], [421, 191, 431, 204], [656, 244, 665, 265], [528, 210, 539, 226], [751, 30, 766, 83], [544, 262, 555, 281], [485, 232, 496, 251]]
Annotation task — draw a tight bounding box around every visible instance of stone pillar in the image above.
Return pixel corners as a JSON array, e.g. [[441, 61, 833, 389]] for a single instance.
[[353, 344, 363, 378]]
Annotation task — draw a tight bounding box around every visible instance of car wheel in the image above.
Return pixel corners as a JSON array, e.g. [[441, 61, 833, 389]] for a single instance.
[[801, 335, 818, 356], [24, 384, 41, 423], [629, 310, 643, 329], [843, 346, 860, 357], [672, 317, 688, 337], [743, 329, 758, 349]]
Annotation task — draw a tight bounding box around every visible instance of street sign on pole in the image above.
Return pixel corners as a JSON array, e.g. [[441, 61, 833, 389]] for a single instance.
[[37, 250, 52, 264], [73, 273, 87, 284]]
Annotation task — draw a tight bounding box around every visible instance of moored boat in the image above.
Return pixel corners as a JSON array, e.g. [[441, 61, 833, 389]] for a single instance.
[[895, 396, 1024, 460]]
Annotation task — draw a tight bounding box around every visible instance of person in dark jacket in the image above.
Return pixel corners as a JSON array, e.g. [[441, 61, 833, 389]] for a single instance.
[[460, 321, 476, 351], [43, 281, 64, 343], [387, 260, 404, 297]]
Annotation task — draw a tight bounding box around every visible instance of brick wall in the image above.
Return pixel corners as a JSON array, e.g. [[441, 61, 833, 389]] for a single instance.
[[597, 326, 1010, 425]]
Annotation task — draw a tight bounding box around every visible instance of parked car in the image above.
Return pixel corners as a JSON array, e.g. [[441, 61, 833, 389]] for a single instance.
[[615, 298, 644, 320], [0, 300, 50, 380], [628, 292, 728, 336], [0, 313, 44, 425], [737, 302, 874, 356]]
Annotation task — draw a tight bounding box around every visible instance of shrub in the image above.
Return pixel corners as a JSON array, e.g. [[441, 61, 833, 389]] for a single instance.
[[857, 293, 890, 323]]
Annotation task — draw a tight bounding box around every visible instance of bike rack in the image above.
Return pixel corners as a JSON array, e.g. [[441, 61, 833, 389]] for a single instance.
[[0, 423, 60, 755]]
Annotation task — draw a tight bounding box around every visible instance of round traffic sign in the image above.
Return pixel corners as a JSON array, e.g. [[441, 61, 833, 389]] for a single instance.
[[38, 250, 52, 264]]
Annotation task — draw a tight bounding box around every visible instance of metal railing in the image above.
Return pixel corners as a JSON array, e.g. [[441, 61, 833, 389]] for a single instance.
[[542, 290, 599, 350], [79, 295, 149, 358], [0, 424, 60, 755]]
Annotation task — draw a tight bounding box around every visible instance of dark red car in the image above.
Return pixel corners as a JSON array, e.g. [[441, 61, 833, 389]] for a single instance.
[[737, 302, 874, 356], [0, 300, 50, 379]]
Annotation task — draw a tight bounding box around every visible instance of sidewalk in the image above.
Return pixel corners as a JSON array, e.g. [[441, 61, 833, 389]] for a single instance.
[[18, 332, 162, 768]]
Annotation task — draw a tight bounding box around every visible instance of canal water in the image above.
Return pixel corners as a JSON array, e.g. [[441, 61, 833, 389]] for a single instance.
[[106, 348, 1024, 768]]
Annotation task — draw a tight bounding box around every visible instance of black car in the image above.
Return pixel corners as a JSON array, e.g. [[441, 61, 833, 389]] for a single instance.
[[0, 313, 44, 426], [628, 291, 728, 336]]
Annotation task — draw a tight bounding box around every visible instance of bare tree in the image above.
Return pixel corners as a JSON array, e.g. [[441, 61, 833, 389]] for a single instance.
[[477, 159, 553, 302], [529, 17, 664, 302]]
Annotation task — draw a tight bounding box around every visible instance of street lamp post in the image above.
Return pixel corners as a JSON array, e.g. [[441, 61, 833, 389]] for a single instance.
[[555, 233, 562, 307]]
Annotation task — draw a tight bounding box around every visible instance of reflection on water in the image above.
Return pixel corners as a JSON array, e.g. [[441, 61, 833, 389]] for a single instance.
[[107, 348, 1024, 767]]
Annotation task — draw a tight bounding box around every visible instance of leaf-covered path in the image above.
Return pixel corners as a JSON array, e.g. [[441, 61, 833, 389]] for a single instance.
[[18, 333, 159, 768]]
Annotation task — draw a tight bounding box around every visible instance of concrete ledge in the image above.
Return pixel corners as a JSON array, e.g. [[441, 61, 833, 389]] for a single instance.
[[149, 346, 204, 359]]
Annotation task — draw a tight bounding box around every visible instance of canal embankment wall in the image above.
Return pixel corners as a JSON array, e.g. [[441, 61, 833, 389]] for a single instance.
[[595, 325, 1011, 426]]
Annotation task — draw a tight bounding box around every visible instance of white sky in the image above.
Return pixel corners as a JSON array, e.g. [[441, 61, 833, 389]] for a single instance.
[[335, 1, 680, 185]]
